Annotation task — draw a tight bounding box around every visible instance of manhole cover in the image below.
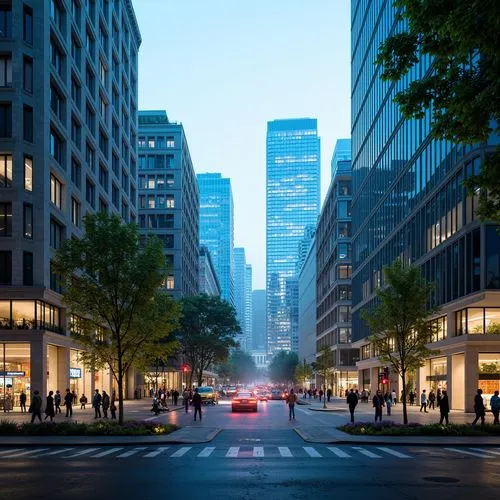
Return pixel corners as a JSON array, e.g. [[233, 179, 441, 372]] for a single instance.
[[422, 477, 460, 484]]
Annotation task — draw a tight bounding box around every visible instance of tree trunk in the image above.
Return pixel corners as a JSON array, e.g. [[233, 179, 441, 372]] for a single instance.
[[197, 367, 203, 387], [323, 379, 327, 409], [401, 369, 408, 425], [118, 369, 124, 425]]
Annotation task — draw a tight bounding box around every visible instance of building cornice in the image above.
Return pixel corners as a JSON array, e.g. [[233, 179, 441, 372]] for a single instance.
[[125, 0, 142, 48]]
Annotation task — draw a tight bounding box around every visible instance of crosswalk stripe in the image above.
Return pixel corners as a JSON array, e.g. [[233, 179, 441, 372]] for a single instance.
[[91, 447, 123, 458], [278, 447, 293, 457], [470, 448, 500, 456], [376, 447, 411, 458], [444, 448, 493, 458], [303, 446, 322, 458], [170, 447, 191, 458], [0, 449, 21, 456], [352, 447, 381, 459], [116, 447, 146, 458], [327, 447, 351, 458], [197, 447, 215, 458], [143, 447, 169, 458], [253, 446, 264, 457], [226, 447, 240, 457], [1, 448, 49, 458], [63, 448, 99, 458], [32, 448, 74, 457]]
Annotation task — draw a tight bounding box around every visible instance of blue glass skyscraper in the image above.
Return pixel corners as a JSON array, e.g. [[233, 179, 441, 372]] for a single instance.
[[266, 118, 320, 355], [197, 173, 234, 305]]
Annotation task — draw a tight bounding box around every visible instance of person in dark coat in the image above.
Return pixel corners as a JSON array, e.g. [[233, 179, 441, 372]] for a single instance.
[[173, 389, 179, 406], [54, 390, 62, 414], [44, 391, 55, 421], [101, 390, 110, 419], [192, 388, 202, 422], [19, 391, 27, 413], [346, 388, 358, 423], [472, 388, 485, 425], [30, 390, 43, 423], [64, 388, 73, 417], [373, 390, 385, 423], [93, 389, 102, 418], [327, 388, 332, 402], [439, 390, 450, 424]]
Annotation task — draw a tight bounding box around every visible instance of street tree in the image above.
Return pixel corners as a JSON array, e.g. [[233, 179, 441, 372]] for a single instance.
[[295, 359, 313, 390], [216, 350, 257, 385], [54, 213, 180, 424], [361, 259, 439, 424], [312, 346, 333, 409], [376, 0, 500, 222], [268, 351, 299, 385], [178, 295, 240, 387]]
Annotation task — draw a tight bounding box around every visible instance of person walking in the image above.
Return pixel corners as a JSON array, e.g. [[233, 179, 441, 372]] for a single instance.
[[182, 389, 190, 414], [409, 390, 415, 406], [420, 390, 428, 413], [391, 389, 397, 406], [79, 394, 87, 409], [439, 390, 450, 424], [286, 388, 297, 421], [44, 391, 55, 421], [436, 389, 442, 408], [373, 390, 385, 423], [192, 388, 202, 422], [490, 390, 500, 425], [93, 389, 102, 419], [327, 388, 332, 403], [101, 390, 110, 419], [319, 389, 324, 402], [346, 388, 358, 423], [110, 391, 117, 420], [54, 390, 61, 414], [64, 388, 73, 417], [385, 391, 392, 416], [471, 388, 485, 425], [30, 390, 43, 423], [19, 391, 27, 413], [428, 390, 436, 410], [173, 389, 179, 406]]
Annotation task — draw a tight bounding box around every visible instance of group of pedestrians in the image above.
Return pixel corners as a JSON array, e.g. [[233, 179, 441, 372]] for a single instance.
[[179, 388, 203, 421], [299, 387, 333, 402]]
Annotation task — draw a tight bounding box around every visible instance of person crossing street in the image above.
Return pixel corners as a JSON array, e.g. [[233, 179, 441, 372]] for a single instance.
[[286, 388, 297, 421]]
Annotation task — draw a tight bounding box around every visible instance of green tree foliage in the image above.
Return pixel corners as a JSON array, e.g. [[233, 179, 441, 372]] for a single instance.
[[268, 351, 299, 384], [376, 0, 500, 222], [312, 346, 332, 409], [216, 350, 257, 384], [295, 359, 313, 388], [54, 213, 180, 424], [361, 260, 439, 424], [178, 295, 240, 387]]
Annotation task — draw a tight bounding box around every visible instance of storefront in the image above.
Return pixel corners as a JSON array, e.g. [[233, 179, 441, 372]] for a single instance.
[[0, 343, 31, 410], [426, 357, 448, 392], [478, 353, 500, 408]]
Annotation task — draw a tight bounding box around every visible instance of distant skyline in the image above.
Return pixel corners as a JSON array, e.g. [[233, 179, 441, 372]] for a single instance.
[[133, 1, 351, 288]]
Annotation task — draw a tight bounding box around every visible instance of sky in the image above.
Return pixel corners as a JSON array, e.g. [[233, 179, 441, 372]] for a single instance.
[[133, 0, 351, 289]]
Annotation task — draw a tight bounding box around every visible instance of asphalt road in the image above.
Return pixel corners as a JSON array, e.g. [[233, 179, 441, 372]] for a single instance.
[[1, 400, 499, 499]]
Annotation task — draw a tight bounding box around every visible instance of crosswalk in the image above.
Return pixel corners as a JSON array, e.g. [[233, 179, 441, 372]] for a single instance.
[[0, 446, 498, 461]]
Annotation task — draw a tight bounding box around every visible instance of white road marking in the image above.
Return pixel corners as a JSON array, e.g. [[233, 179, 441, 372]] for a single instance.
[[1, 448, 48, 458], [376, 447, 412, 458], [226, 447, 240, 457], [327, 447, 351, 458], [91, 447, 123, 458], [352, 447, 382, 458], [303, 446, 322, 458], [116, 447, 146, 458], [0, 449, 21, 456], [197, 447, 215, 457], [143, 447, 169, 458], [444, 448, 494, 458], [470, 448, 500, 456], [253, 446, 264, 457], [170, 447, 191, 458], [32, 448, 74, 457], [278, 447, 293, 457], [63, 448, 99, 458]]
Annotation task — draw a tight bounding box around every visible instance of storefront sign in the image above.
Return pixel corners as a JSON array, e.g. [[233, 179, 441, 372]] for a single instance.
[[69, 367, 82, 379], [0, 371, 25, 377]]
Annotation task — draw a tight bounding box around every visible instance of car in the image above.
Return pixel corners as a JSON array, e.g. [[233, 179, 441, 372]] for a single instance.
[[257, 391, 268, 401], [225, 386, 237, 398], [270, 389, 285, 400], [197, 386, 218, 405], [232, 392, 258, 412]]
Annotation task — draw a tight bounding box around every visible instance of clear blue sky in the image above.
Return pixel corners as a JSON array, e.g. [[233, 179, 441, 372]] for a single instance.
[[133, 0, 351, 289]]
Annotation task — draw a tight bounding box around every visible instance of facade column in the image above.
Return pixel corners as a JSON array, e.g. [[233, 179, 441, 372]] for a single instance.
[[464, 349, 478, 413], [370, 367, 378, 396], [446, 354, 453, 409], [30, 338, 47, 401], [57, 346, 69, 393]]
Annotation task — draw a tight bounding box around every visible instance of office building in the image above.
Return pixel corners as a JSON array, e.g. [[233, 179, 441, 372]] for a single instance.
[[138, 110, 199, 299], [316, 139, 357, 396], [351, 1, 500, 411], [266, 118, 320, 356], [252, 289, 266, 351], [197, 173, 234, 305], [199, 246, 221, 296], [234, 248, 248, 350], [0, 0, 141, 407], [244, 264, 253, 352]]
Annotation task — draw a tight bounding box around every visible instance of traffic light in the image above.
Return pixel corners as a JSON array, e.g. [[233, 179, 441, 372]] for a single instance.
[[182, 365, 189, 373], [382, 367, 389, 385]]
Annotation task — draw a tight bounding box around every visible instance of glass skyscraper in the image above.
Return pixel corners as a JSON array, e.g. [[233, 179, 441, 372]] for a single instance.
[[197, 173, 234, 305], [351, 1, 500, 411], [266, 118, 320, 355]]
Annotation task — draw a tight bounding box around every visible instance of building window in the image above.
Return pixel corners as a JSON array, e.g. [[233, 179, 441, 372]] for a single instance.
[[138, 136, 145, 148], [50, 218, 64, 249], [50, 0, 64, 34], [71, 76, 81, 108], [50, 84, 65, 123], [23, 56, 32, 92], [166, 195, 174, 208], [50, 261, 63, 293], [50, 174, 63, 209], [0, 251, 11, 285], [99, 163, 108, 191], [166, 137, 175, 148], [85, 28, 95, 58], [72, 0, 81, 25], [0, 55, 12, 87], [50, 39, 64, 76], [50, 129, 64, 166], [71, 197, 80, 227], [23, 252, 33, 286], [99, 59, 107, 86], [337, 265, 352, 279], [23, 105, 33, 142], [0, 153, 12, 187], [99, 197, 107, 213], [0, 103, 12, 137], [23, 204, 33, 239], [121, 201, 128, 221], [24, 156, 33, 191], [85, 102, 95, 134], [0, 202, 12, 236], [99, 94, 107, 119], [71, 157, 81, 189], [86, 142, 96, 171], [85, 177, 95, 207], [0, 5, 12, 38], [71, 117, 81, 148], [166, 275, 175, 290], [71, 34, 81, 67], [23, 5, 33, 44], [99, 128, 108, 157], [85, 64, 95, 97], [454, 308, 500, 335]]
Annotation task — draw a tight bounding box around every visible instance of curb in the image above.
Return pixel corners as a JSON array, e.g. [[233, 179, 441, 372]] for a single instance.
[[309, 408, 347, 412]]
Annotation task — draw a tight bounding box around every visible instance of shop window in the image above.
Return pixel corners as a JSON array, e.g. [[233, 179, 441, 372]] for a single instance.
[[0, 343, 31, 411], [12, 301, 35, 329], [485, 309, 500, 335], [478, 354, 500, 405]]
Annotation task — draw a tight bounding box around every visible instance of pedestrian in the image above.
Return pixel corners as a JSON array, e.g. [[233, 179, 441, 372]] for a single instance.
[[373, 389, 385, 423], [409, 390, 415, 406], [29, 390, 43, 423], [327, 388, 332, 403], [173, 389, 179, 406], [110, 390, 117, 420], [420, 390, 428, 413], [80, 394, 87, 409], [471, 388, 485, 425], [93, 389, 102, 419], [361, 389, 368, 403], [346, 388, 358, 423], [385, 391, 392, 416], [44, 390, 55, 421], [72, 390, 77, 405], [490, 390, 500, 425], [64, 388, 73, 417], [101, 390, 110, 419], [192, 388, 202, 422], [308, 389, 312, 399], [183, 389, 190, 413], [3, 393, 12, 412], [54, 390, 61, 414], [20, 390, 27, 413], [391, 389, 397, 406], [436, 389, 442, 408], [439, 390, 450, 425], [428, 390, 436, 410], [286, 388, 297, 421], [319, 389, 324, 402]]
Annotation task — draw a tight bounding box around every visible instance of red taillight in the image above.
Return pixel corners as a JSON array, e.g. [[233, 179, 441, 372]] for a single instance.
[[233, 399, 241, 403], [248, 399, 257, 403]]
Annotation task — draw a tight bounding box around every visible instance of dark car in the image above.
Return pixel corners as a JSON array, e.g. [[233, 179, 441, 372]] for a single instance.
[[232, 392, 258, 412], [270, 389, 285, 400]]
